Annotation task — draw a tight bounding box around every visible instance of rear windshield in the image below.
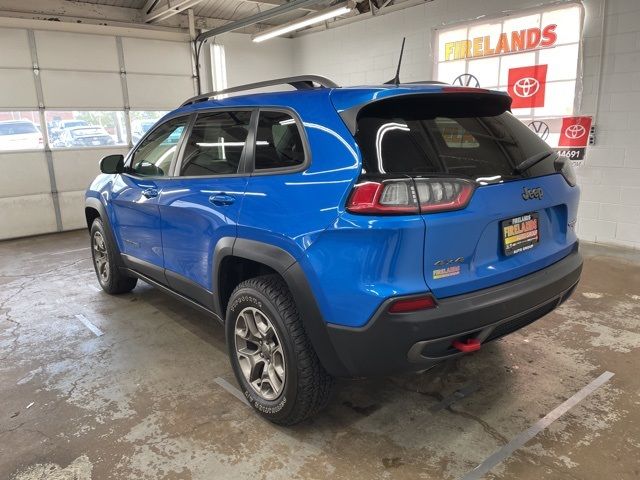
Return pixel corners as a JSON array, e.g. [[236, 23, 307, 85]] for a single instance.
[[355, 94, 555, 181], [0, 122, 38, 135]]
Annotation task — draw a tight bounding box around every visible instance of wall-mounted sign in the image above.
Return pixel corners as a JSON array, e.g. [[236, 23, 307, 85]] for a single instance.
[[508, 64, 548, 108], [443, 25, 557, 61], [435, 4, 586, 161], [555, 116, 593, 165]]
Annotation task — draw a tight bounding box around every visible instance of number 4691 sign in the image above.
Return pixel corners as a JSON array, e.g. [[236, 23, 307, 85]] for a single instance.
[[554, 116, 592, 163]]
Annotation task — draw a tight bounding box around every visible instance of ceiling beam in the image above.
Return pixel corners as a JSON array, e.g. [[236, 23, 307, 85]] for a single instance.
[[145, 0, 205, 23], [141, 0, 161, 15], [196, 0, 325, 41], [238, 0, 322, 12]]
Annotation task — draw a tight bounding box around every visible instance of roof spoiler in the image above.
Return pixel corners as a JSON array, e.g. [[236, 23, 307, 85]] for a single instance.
[[180, 75, 339, 107], [337, 88, 512, 135]]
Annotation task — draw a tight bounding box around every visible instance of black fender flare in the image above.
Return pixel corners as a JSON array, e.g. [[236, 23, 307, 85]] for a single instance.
[[85, 197, 126, 269], [216, 238, 348, 377]]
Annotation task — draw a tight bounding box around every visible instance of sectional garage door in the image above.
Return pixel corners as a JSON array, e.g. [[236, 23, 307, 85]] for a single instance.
[[0, 24, 196, 240]]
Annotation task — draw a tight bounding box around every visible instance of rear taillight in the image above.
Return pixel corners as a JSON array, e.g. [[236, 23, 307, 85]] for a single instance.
[[347, 178, 475, 215], [414, 178, 475, 212], [555, 157, 577, 187]]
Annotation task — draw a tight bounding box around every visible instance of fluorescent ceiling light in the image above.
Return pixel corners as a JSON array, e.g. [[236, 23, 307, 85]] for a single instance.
[[252, 3, 352, 43]]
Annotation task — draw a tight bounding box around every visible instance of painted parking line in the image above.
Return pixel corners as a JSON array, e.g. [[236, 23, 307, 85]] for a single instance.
[[214, 377, 250, 406], [49, 247, 90, 256], [460, 371, 615, 480], [74, 314, 104, 337]]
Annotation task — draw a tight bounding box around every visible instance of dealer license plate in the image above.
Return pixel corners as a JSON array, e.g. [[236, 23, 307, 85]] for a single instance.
[[501, 212, 539, 256]]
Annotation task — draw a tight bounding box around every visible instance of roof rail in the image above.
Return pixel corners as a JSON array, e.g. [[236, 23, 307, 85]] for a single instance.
[[180, 75, 339, 107]]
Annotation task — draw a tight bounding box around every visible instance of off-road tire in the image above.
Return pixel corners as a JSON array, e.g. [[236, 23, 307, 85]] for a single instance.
[[90, 218, 137, 294], [225, 274, 334, 425]]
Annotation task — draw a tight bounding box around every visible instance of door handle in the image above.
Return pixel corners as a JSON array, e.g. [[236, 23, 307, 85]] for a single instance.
[[209, 193, 235, 206], [142, 187, 158, 199]]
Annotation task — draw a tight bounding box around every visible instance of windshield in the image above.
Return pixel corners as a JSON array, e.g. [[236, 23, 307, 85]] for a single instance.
[[355, 94, 554, 182], [0, 122, 38, 135]]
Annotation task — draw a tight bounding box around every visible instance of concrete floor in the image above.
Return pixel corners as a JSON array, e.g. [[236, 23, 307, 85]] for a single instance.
[[0, 231, 639, 480]]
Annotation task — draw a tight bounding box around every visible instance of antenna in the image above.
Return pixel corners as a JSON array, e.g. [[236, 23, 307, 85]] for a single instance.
[[385, 37, 406, 85]]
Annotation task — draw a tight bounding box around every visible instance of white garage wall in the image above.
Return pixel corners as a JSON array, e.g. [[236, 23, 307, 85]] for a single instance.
[[288, 0, 639, 250], [0, 20, 196, 241], [216, 32, 294, 87]]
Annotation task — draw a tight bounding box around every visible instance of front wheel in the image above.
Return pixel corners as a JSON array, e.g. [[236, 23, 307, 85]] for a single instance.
[[225, 274, 334, 425], [90, 218, 137, 294]]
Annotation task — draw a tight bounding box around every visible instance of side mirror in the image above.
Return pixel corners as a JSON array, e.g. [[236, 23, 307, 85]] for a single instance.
[[100, 154, 124, 174]]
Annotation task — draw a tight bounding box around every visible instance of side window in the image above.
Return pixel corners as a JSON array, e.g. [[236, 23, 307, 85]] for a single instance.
[[255, 111, 306, 170], [180, 111, 252, 177], [130, 117, 187, 176]]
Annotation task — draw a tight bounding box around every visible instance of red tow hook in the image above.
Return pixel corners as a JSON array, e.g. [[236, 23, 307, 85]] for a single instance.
[[452, 338, 481, 353]]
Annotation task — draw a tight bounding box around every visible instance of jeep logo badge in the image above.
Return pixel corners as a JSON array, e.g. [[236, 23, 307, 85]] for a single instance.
[[522, 187, 543, 200]]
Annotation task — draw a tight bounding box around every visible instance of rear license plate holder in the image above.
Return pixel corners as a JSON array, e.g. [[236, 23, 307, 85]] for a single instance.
[[501, 212, 539, 256]]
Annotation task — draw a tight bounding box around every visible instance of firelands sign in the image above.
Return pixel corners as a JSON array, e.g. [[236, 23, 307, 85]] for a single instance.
[[443, 25, 558, 61]]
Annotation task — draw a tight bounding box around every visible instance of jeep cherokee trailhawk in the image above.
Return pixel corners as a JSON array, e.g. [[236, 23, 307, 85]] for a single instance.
[[85, 76, 582, 424]]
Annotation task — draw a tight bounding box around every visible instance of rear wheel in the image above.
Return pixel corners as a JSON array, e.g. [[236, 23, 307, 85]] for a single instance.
[[226, 274, 334, 425], [90, 218, 137, 294]]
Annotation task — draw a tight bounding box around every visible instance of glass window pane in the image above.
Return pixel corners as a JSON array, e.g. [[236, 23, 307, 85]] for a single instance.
[[180, 111, 252, 177], [498, 51, 537, 87], [532, 80, 577, 117], [502, 12, 541, 34], [539, 44, 580, 81], [46, 111, 126, 149], [0, 112, 43, 151], [542, 5, 581, 45], [255, 112, 306, 170], [131, 116, 188, 177], [436, 60, 467, 84], [437, 27, 468, 62], [130, 110, 169, 144], [466, 56, 500, 88]]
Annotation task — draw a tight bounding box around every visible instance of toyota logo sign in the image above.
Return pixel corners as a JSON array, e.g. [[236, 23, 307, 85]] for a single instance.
[[513, 77, 540, 98], [564, 124, 586, 139]]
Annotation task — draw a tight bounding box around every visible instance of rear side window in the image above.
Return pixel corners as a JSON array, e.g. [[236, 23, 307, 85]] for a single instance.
[[181, 111, 252, 176], [355, 94, 554, 181], [255, 111, 306, 170]]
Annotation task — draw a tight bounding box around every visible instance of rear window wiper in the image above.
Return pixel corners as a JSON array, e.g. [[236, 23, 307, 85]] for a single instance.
[[514, 150, 556, 174]]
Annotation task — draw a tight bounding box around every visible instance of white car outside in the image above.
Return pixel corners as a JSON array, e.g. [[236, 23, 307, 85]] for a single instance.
[[0, 120, 43, 150]]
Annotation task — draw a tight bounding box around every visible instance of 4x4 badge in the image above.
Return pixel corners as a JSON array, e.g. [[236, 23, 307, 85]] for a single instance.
[[522, 187, 543, 200]]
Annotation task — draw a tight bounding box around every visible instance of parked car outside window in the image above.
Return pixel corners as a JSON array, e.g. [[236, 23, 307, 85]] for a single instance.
[[0, 120, 43, 151]]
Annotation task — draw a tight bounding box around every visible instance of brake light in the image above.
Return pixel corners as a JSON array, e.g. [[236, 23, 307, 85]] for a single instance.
[[388, 295, 437, 313], [347, 178, 475, 215], [346, 179, 419, 214]]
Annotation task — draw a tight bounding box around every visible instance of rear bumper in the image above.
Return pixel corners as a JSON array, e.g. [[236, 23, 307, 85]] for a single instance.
[[326, 245, 582, 377]]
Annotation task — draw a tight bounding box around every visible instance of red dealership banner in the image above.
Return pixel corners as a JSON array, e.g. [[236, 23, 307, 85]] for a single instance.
[[507, 64, 548, 109], [558, 116, 592, 147]]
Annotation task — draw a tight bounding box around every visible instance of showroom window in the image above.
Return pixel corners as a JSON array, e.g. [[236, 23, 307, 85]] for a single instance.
[[0, 111, 43, 151], [255, 111, 306, 170], [434, 4, 582, 147], [130, 110, 169, 144], [46, 111, 127, 149]]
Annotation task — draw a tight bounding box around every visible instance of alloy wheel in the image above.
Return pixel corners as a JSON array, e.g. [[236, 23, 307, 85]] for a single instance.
[[92, 231, 110, 284], [234, 306, 286, 401]]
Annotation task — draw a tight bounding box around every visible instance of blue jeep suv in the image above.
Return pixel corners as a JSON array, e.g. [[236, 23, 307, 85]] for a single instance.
[[85, 76, 582, 425]]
